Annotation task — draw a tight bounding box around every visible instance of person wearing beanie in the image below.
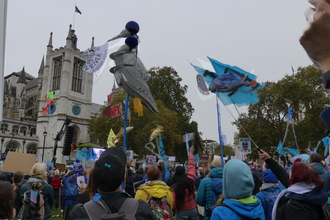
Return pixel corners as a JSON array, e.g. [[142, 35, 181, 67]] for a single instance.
[[211, 159, 265, 220], [196, 156, 223, 220], [73, 159, 84, 175], [167, 146, 199, 220], [69, 147, 156, 220], [255, 169, 282, 220]]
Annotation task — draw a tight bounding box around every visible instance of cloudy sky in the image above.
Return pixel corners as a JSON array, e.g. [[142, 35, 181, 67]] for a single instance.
[[4, 1, 314, 145]]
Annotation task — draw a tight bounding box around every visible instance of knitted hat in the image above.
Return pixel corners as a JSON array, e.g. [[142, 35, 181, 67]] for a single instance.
[[262, 169, 278, 183], [175, 166, 185, 175], [93, 147, 127, 192], [211, 157, 222, 168], [73, 159, 84, 175]]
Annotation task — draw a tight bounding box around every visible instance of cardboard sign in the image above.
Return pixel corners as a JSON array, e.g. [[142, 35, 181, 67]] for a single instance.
[[199, 154, 209, 169], [55, 163, 66, 172], [2, 152, 36, 175], [110, 104, 123, 118]]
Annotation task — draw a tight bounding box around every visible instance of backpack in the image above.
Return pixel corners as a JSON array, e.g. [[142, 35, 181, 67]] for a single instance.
[[219, 203, 261, 220], [63, 175, 79, 198], [146, 195, 173, 220], [261, 189, 280, 220], [51, 175, 61, 189], [21, 182, 47, 220], [84, 197, 138, 220]]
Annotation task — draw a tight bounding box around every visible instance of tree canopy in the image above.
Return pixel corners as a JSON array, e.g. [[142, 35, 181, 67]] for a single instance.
[[234, 65, 329, 160]]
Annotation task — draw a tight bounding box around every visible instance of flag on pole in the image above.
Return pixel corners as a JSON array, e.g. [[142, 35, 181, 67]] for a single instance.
[[75, 6, 82, 14], [276, 141, 286, 157]]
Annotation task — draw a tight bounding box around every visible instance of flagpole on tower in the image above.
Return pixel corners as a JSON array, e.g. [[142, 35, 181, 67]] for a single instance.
[[73, 4, 76, 29]]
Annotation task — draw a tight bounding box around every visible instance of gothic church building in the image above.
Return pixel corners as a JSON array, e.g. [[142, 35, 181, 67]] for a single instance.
[[1, 25, 101, 164]]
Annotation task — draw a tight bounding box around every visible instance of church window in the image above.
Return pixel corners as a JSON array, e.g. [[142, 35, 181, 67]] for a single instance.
[[52, 57, 62, 90], [30, 128, 36, 137], [26, 144, 37, 154], [20, 127, 27, 136], [11, 86, 16, 97], [1, 124, 8, 133], [6, 141, 19, 152], [12, 126, 19, 135], [72, 59, 83, 93]]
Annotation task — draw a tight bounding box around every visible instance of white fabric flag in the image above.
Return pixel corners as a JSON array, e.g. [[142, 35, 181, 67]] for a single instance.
[[82, 42, 108, 74]]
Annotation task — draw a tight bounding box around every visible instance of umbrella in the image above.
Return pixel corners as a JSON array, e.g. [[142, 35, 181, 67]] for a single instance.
[[76, 142, 104, 149], [291, 154, 310, 164]]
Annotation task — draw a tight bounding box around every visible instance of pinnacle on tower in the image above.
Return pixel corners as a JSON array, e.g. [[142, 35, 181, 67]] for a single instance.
[[17, 67, 27, 84], [66, 24, 72, 40], [47, 32, 53, 48]]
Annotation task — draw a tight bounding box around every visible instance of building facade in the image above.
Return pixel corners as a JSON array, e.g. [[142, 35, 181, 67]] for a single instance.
[[1, 25, 102, 164]]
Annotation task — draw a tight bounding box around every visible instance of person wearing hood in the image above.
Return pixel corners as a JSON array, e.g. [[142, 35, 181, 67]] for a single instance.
[[273, 162, 327, 220], [125, 162, 137, 197], [135, 164, 173, 217], [196, 156, 223, 220], [309, 153, 330, 193], [255, 169, 282, 220], [168, 146, 199, 220], [211, 159, 265, 220]]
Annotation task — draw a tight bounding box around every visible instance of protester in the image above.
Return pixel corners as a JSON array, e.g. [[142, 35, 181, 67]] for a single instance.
[[0, 180, 16, 219], [309, 153, 330, 193], [210, 159, 265, 220], [126, 161, 137, 197], [71, 168, 96, 207], [50, 169, 62, 212], [12, 171, 24, 218], [248, 161, 262, 195], [69, 147, 156, 220], [255, 169, 281, 220], [20, 162, 54, 220], [196, 156, 223, 220], [273, 162, 327, 220], [168, 146, 199, 220], [135, 164, 173, 219]]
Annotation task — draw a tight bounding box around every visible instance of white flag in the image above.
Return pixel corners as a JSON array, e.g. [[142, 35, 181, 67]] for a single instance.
[[82, 42, 108, 74]]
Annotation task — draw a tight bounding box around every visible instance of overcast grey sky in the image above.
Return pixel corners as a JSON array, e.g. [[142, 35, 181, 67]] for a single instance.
[[4, 1, 314, 145]]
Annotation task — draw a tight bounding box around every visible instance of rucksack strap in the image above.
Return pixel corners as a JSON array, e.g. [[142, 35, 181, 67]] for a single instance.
[[84, 199, 109, 220], [219, 203, 260, 220], [118, 198, 138, 219], [84, 197, 138, 220]]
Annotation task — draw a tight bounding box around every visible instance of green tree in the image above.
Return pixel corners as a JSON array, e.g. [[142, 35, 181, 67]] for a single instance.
[[234, 65, 329, 160]]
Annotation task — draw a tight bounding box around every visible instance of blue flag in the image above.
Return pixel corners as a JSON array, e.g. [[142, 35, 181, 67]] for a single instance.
[[158, 133, 167, 162], [276, 141, 286, 157], [283, 147, 298, 156], [75, 6, 82, 14]]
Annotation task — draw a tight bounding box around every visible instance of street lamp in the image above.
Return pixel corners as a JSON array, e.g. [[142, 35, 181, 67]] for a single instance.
[[42, 130, 47, 162], [0, 137, 4, 153]]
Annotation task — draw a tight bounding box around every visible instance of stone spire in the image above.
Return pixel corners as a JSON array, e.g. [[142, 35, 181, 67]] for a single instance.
[[66, 24, 72, 40], [38, 56, 44, 75], [47, 32, 53, 48], [17, 67, 27, 84], [91, 37, 95, 50]]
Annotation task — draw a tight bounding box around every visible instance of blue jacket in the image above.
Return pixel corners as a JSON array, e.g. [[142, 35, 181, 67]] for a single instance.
[[311, 163, 330, 193], [196, 167, 223, 220], [255, 186, 280, 220], [211, 197, 265, 220]]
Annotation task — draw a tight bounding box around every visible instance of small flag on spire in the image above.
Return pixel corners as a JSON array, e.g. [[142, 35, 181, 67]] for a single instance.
[[75, 6, 82, 14]]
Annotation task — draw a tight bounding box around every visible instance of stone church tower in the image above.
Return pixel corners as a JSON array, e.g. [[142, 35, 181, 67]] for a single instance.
[[37, 25, 94, 163]]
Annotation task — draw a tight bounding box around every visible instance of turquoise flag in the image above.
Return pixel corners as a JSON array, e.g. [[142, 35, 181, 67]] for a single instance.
[[276, 141, 286, 157]]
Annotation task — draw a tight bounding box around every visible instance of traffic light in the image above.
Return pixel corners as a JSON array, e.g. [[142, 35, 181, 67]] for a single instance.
[[62, 126, 74, 156]]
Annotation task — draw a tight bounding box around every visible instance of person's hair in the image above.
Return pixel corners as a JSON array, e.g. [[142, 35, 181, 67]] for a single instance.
[[31, 163, 48, 182], [84, 168, 97, 200], [214, 194, 224, 207], [168, 172, 195, 207], [0, 180, 15, 219], [309, 153, 322, 163], [12, 171, 24, 191], [146, 165, 161, 181], [289, 162, 324, 189]]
